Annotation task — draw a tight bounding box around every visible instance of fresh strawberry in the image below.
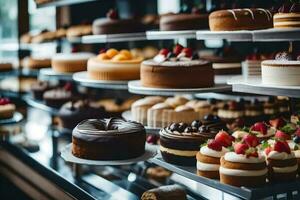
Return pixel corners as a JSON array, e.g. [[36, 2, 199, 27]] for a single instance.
[[275, 130, 291, 140], [159, 48, 170, 57], [264, 146, 272, 156], [247, 151, 259, 158], [146, 135, 159, 144], [269, 118, 286, 129], [0, 98, 10, 105], [181, 48, 193, 57], [250, 122, 268, 135], [207, 139, 223, 151], [215, 131, 234, 147], [274, 140, 291, 154], [242, 134, 259, 147], [106, 9, 119, 19], [63, 82, 72, 91], [295, 128, 300, 137], [234, 143, 249, 155], [173, 44, 184, 56], [246, 53, 260, 61]]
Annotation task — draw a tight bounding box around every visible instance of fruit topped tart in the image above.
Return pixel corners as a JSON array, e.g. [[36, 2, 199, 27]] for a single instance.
[[196, 130, 233, 179], [87, 48, 143, 81], [0, 98, 16, 119], [220, 134, 268, 187]]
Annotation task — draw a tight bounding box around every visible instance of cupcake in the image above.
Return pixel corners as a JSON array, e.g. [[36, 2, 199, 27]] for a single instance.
[[131, 96, 165, 126], [250, 122, 276, 141], [30, 81, 52, 100], [244, 99, 264, 125], [218, 101, 244, 124], [264, 140, 298, 182], [220, 135, 267, 187], [0, 98, 15, 119], [196, 131, 231, 179]]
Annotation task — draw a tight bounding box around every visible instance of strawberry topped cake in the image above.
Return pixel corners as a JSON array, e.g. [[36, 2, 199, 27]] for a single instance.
[[264, 140, 297, 182], [220, 134, 267, 187], [273, 2, 300, 28], [196, 131, 232, 179], [141, 44, 214, 89], [250, 122, 276, 141], [0, 98, 16, 119]]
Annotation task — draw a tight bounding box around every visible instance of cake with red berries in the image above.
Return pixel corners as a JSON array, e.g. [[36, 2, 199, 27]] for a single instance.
[[52, 52, 95, 73], [201, 47, 242, 75], [141, 45, 214, 89], [92, 9, 145, 34], [250, 122, 276, 141], [218, 101, 244, 124], [264, 140, 297, 182], [87, 48, 143, 81], [242, 53, 274, 78], [209, 8, 273, 31], [273, 3, 300, 28], [262, 51, 300, 86], [0, 98, 15, 119], [196, 131, 232, 179], [220, 137, 267, 187], [159, 119, 226, 166], [160, 7, 208, 31]]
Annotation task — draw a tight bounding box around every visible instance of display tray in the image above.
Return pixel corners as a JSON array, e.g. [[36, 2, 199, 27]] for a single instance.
[[61, 143, 157, 165], [0, 112, 23, 125], [73, 71, 128, 90], [128, 80, 231, 96], [151, 155, 300, 200], [195, 92, 269, 101], [253, 28, 300, 41], [228, 76, 300, 98], [82, 32, 146, 43], [146, 30, 197, 40], [196, 30, 252, 41], [122, 110, 160, 135], [39, 68, 73, 81], [23, 96, 59, 115], [196, 28, 300, 42]]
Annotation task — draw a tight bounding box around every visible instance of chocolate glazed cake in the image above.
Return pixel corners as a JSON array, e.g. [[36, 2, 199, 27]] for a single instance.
[[72, 118, 146, 160], [159, 118, 227, 166]]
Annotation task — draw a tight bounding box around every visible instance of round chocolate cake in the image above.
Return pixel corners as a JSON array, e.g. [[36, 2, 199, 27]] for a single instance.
[[159, 117, 227, 166], [72, 118, 146, 160]]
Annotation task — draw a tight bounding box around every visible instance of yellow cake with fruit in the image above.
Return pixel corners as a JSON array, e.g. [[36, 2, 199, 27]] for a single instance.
[[87, 49, 143, 81]]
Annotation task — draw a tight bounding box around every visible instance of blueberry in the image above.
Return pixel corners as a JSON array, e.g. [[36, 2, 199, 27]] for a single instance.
[[199, 125, 208, 133], [178, 122, 188, 132], [169, 123, 179, 132], [191, 120, 202, 129], [184, 126, 193, 133], [293, 136, 300, 144], [204, 114, 214, 121]]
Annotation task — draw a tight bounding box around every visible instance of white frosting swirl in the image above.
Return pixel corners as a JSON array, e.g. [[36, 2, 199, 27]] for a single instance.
[[293, 150, 300, 158], [224, 152, 265, 163], [219, 166, 268, 176], [273, 164, 298, 173], [200, 146, 228, 158], [267, 151, 295, 160], [197, 161, 220, 171]]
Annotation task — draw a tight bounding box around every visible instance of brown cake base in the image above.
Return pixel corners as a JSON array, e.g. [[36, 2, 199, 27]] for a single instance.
[[196, 152, 220, 179], [220, 173, 266, 187], [197, 170, 219, 179], [160, 13, 208, 31], [141, 60, 214, 88], [267, 158, 297, 182], [273, 13, 300, 28], [52, 60, 87, 73]]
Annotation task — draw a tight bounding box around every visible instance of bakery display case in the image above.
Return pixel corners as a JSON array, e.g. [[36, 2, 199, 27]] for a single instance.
[[1, 0, 300, 200]]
